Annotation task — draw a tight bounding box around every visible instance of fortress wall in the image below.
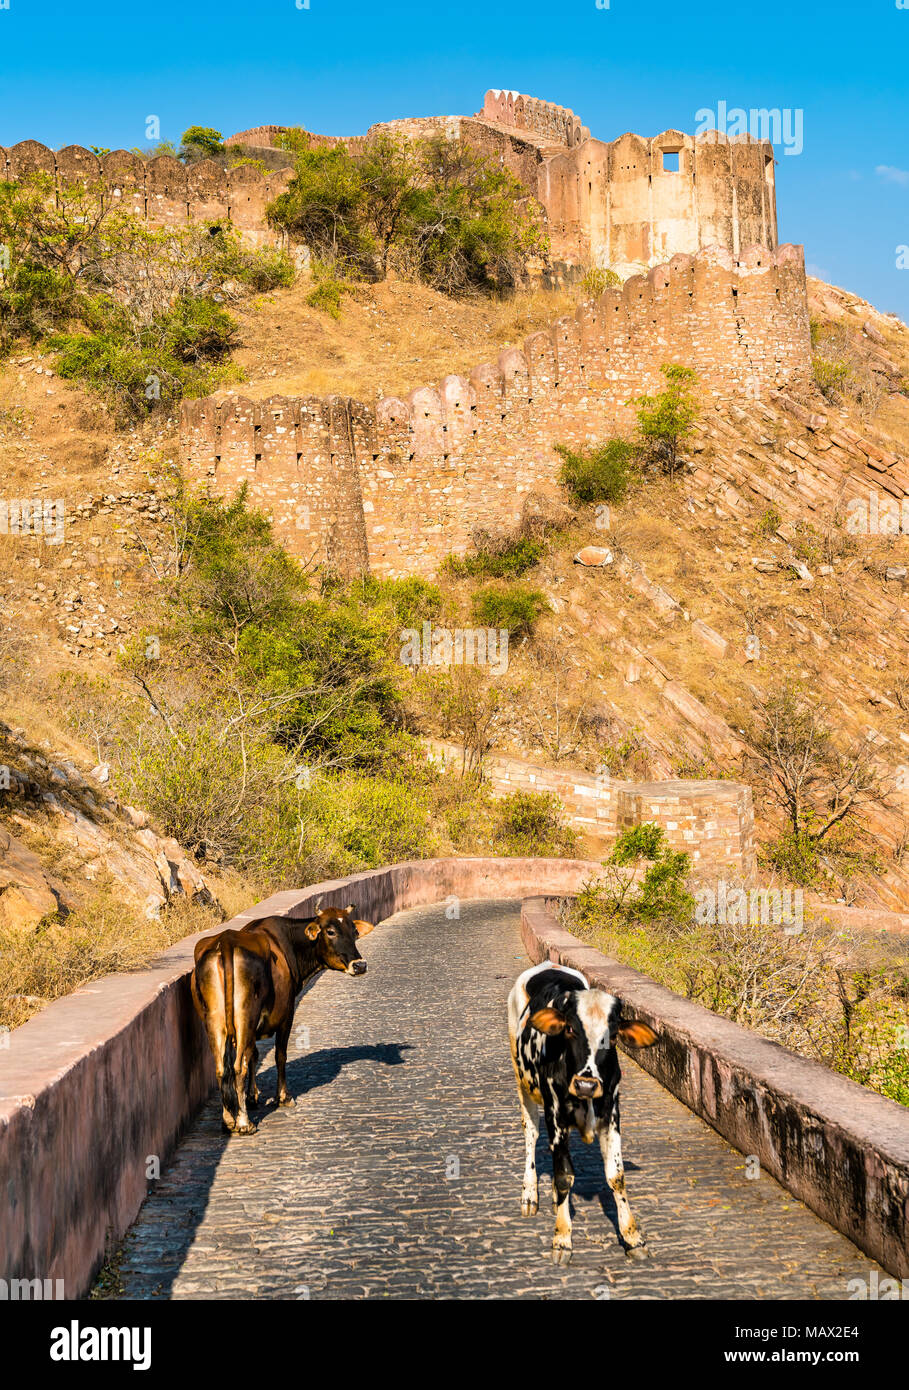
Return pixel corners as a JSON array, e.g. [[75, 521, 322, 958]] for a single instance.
[[534, 129, 778, 273], [180, 243, 811, 579], [3, 98, 779, 270], [0, 141, 293, 246], [479, 89, 590, 146]]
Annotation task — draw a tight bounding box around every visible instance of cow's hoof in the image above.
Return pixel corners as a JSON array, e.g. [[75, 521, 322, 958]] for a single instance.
[[235, 1122, 257, 1136], [277, 1095, 296, 1108], [550, 1244, 572, 1266], [624, 1242, 650, 1261], [521, 1197, 538, 1217]]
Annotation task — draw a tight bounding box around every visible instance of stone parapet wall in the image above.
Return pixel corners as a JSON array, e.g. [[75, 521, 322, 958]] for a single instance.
[[424, 739, 756, 881], [0, 141, 293, 247], [180, 243, 811, 578], [0, 857, 602, 1297]]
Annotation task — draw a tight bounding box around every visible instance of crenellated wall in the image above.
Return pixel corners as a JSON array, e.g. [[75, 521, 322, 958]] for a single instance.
[[225, 88, 779, 276], [0, 141, 294, 247], [477, 89, 591, 147], [180, 242, 811, 579], [4, 88, 779, 271]]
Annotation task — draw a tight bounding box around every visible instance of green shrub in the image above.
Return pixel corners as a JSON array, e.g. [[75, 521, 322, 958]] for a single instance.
[[573, 840, 694, 932], [493, 790, 577, 857], [204, 225, 295, 292], [442, 535, 546, 580], [754, 506, 782, 538], [52, 294, 240, 417], [305, 258, 354, 318], [355, 575, 443, 627], [471, 582, 548, 637], [609, 822, 665, 864], [554, 438, 635, 505], [0, 262, 83, 351], [762, 831, 824, 886], [578, 266, 621, 298], [812, 355, 851, 400], [634, 363, 700, 475]]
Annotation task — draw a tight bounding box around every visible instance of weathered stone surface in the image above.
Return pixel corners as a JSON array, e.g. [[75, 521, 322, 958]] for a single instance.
[[0, 829, 59, 931], [691, 618, 728, 659]]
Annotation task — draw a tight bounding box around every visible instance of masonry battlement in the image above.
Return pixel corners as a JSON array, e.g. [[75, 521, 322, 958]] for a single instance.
[[477, 89, 591, 147], [180, 241, 810, 579], [4, 83, 779, 273], [0, 140, 293, 246]]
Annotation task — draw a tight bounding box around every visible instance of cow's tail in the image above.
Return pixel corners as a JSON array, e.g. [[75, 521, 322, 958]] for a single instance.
[[218, 937, 237, 1113]]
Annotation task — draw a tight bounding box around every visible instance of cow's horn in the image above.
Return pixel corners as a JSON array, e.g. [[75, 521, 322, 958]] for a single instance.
[[312, 896, 323, 913]]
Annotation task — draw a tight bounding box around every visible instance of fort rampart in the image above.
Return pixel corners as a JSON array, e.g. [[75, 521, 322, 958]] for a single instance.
[[179, 243, 811, 577]]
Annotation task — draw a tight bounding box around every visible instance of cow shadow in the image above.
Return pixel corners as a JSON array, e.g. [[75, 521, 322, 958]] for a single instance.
[[533, 1131, 644, 1246], [115, 1041, 412, 1299], [280, 1042, 412, 1101]]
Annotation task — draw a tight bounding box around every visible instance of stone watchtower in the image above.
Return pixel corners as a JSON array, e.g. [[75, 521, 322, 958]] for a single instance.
[[473, 89, 778, 279]]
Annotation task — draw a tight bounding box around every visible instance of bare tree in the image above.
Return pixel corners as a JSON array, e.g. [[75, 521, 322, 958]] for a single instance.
[[746, 684, 884, 842], [524, 637, 588, 762], [436, 666, 501, 780]]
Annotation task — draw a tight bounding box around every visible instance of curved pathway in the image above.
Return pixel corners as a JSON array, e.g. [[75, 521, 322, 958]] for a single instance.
[[111, 901, 883, 1300]]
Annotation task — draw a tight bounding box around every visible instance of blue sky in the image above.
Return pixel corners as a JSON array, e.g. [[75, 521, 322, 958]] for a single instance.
[[1, 0, 907, 315]]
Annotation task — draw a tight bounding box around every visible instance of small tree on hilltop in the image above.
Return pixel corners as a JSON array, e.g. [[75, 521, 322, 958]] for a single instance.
[[180, 127, 225, 162], [634, 363, 699, 476]]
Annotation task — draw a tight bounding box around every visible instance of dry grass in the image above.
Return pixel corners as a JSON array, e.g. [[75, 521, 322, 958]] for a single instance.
[[0, 888, 222, 1031], [224, 277, 578, 404], [0, 862, 256, 1033]]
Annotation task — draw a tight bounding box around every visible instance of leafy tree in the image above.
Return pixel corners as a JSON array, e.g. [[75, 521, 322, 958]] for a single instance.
[[634, 363, 699, 475], [398, 134, 547, 295], [267, 140, 372, 267], [180, 127, 225, 162], [267, 130, 548, 295]]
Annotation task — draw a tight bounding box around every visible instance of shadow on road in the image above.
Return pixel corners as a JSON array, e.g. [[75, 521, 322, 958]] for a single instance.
[[530, 1129, 645, 1248], [285, 1042, 413, 1098], [109, 1041, 412, 1300]]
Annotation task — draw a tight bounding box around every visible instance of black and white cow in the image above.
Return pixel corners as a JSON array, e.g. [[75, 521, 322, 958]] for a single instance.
[[507, 961, 657, 1264]]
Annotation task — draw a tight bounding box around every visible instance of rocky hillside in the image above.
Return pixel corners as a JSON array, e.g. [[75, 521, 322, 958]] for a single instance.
[[1, 266, 908, 995]]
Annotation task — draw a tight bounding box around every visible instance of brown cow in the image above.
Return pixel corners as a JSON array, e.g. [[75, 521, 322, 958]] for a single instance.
[[191, 903, 375, 1134]]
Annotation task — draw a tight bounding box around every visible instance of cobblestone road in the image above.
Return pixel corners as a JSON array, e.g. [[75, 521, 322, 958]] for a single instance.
[[113, 901, 883, 1300]]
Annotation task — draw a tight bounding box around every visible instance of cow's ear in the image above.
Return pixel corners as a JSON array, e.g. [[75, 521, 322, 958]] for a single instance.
[[354, 919, 375, 938], [529, 1007, 567, 1036], [303, 919, 321, 940], [618, 1020, 657, 1048]]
